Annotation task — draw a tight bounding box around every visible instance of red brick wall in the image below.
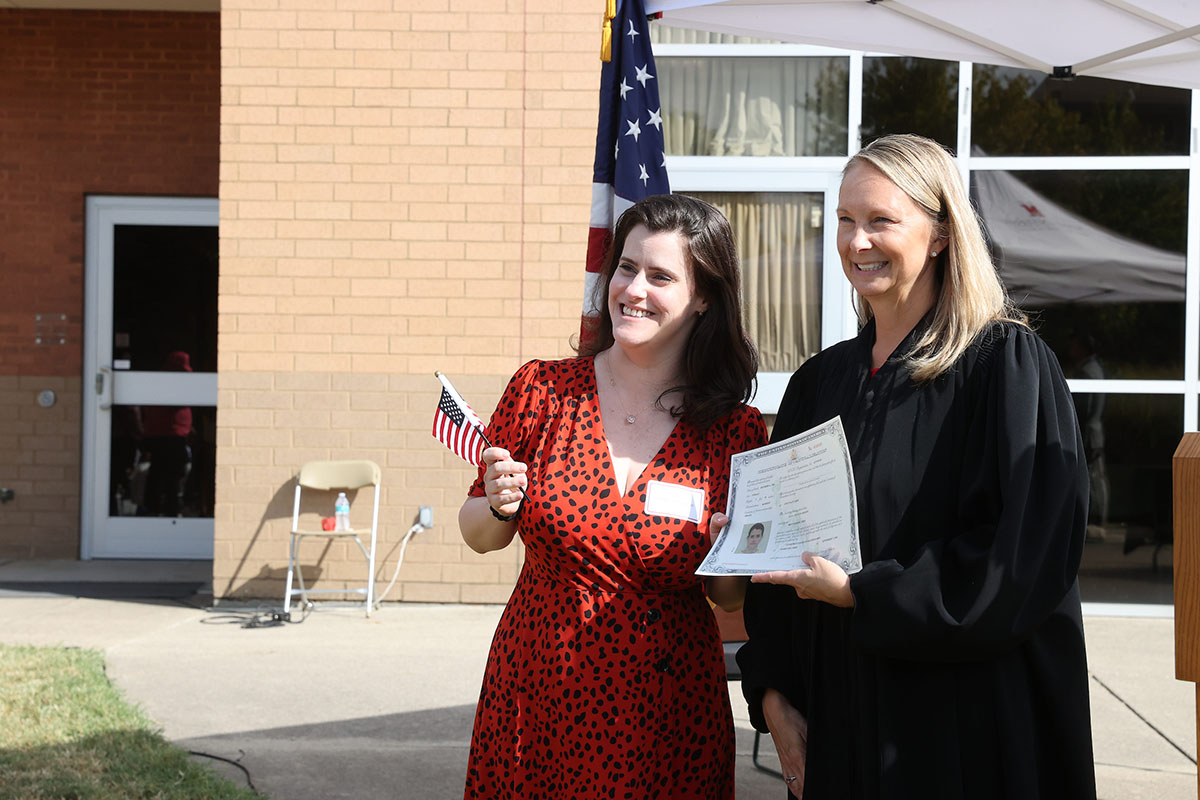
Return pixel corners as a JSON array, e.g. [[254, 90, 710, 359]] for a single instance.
[[0, 9, 218, 558], [0, 9, 219, 377]]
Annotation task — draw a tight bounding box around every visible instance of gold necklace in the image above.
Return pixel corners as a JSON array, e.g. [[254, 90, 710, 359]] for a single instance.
[[608, 373, 654, 425], [602, 355, 672, 426]]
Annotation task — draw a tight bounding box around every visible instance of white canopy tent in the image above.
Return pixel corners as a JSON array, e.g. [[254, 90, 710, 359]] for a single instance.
[[974, 168, 1186, 305], [644, 0, 1200, 91]]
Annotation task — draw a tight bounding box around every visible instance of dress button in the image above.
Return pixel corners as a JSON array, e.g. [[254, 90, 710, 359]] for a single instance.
[[654, 657, 671, 672], [645, 608, 661, 623], [864, 389, 875, 404]]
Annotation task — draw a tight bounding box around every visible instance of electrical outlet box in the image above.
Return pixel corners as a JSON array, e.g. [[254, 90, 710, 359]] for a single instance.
[[418, 505, 434, 528]]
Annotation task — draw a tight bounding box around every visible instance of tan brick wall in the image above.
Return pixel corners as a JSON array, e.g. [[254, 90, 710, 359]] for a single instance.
[[0, 378, 82, 558], [215, 0, 601, 602]]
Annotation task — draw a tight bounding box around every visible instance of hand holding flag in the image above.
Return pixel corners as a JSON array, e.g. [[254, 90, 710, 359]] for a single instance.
[[433, 372, 530, 515]]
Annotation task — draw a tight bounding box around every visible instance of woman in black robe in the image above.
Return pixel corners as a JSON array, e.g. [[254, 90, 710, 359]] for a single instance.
[[735, 134, 1096, 799]]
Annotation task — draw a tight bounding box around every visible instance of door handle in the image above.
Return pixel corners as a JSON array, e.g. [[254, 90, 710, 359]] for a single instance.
[[97, 366, 113, 410]]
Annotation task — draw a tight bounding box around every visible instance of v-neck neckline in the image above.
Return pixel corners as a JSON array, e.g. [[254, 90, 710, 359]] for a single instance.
[[588, 356, 682, 499]]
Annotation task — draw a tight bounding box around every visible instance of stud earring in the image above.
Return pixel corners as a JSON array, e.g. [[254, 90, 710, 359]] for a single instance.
[[930, 250, 939, 257]]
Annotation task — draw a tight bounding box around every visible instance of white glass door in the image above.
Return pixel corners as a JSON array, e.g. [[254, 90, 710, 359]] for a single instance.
[[82, 196, 218, 559]]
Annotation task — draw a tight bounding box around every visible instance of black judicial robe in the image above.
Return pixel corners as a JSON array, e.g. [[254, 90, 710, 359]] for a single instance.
[[738, 318, 1096, 800]]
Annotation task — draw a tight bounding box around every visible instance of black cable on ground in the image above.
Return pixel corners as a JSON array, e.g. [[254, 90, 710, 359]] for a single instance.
[[198, 603, 311, 628], [187, 748, 262, 795]]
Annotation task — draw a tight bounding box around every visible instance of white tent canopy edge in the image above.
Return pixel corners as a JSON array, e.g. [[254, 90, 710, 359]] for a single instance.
[[644, 0, 1200, 92]]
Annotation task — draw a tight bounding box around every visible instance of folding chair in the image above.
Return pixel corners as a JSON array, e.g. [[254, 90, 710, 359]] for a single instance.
[[284, 460, 382, 617]]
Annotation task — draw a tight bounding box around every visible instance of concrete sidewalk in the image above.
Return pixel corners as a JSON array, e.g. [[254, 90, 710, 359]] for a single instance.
[[0, 560, 1195, 799]]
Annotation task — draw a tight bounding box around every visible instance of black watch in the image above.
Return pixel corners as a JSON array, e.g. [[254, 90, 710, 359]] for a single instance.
[[489, 502, 520, 523]]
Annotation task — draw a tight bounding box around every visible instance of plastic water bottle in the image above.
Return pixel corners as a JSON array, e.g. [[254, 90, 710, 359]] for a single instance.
[[335, 492, 351, 532]]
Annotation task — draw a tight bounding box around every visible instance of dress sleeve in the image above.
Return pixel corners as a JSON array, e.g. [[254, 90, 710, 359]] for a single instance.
[[849, 328, 1088, 661], [707, 405, 768, 515], [737, 365, 820, 730], [467, 360, 545, 498]]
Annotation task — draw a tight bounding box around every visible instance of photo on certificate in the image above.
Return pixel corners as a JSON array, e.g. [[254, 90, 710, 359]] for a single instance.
[[696, 416, 862, 577], [735, 520, 771, 554]]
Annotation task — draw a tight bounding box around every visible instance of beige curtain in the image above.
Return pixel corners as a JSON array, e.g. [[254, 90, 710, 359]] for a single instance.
[[688, 192, 823, 371], [650, 24, 784, 46], [658, 56, 847, 157]]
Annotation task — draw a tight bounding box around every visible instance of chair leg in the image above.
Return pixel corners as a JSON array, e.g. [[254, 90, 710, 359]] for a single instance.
[[365, 546, 376, 618], [752, 729, 783, 778], [283, 534, 297, 614], [292, 535, 311, 607]]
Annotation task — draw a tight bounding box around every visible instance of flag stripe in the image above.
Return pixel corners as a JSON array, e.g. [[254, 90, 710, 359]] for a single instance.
[[589, 181, 614, 228], [586, 225, 613, 275]]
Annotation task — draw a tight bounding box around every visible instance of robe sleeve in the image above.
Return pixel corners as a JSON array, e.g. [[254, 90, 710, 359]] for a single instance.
[[848, 327, 1088, 661], [737, 364, 820, 730], [467, 359, 545, 498]]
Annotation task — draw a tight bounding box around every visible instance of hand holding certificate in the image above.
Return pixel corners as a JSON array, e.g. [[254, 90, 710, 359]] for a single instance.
[[696, 416, 862, 577]]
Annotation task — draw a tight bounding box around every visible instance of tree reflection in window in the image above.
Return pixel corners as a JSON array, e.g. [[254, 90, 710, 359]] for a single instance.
[[972, 67, 1191, 157]]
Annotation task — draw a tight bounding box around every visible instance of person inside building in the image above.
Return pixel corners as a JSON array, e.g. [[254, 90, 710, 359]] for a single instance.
[[458, 193, 767, 799], [140, 350, 194, 517], [737, 134, 1096, 799], [1066, 332, 1110, 545]]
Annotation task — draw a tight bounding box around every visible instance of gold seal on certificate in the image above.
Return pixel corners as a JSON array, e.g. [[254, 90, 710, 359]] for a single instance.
[[696, 415, 861, 577]]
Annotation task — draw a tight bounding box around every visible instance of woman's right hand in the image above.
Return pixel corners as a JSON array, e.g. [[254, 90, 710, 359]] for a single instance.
[[481, 447, 527, 517], [762, 688, 808, 798]]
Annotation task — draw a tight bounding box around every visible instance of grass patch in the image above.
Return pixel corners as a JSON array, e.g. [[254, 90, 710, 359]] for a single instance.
[[0, 644, 263, 800]]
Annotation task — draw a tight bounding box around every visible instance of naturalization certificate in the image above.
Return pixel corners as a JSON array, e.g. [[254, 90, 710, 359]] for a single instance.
[[696, 416, 862, 576]]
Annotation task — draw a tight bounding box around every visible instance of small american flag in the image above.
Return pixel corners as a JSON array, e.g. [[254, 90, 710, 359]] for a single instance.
[[582, 0, 670, 342], [432, 371, 487, 466]]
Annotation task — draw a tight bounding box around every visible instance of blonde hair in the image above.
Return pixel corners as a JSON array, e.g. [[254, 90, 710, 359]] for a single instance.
[[847, 134, 1026, 382]]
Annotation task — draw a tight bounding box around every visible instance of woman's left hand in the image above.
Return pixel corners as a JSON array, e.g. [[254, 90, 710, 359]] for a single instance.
[[751, 552, 854, 608]]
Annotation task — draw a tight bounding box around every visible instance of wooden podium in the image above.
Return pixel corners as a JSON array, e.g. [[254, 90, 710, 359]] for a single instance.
[[1174, 432, 1200, 799]]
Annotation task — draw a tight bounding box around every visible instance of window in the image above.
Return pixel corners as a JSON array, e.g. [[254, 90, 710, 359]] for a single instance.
[[972, 67, 1191, 157], [862, 56, 958, 150], [650, 23, 1198, 607], [971, 169, 1187, 379], [684, 191, 823, 370], [659, 56, 848, 157]]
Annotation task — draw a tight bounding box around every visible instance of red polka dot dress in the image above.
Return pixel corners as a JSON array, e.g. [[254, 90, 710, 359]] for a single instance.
[[464, 357, 767, 800]]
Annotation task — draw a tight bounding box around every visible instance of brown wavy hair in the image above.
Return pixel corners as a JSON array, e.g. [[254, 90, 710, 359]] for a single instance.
[[577, 194, 758, 429]]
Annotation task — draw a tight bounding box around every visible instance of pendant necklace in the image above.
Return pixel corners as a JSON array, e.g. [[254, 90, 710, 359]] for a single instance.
[[604, 359, 660, 425], [608, 374, 652, 425]]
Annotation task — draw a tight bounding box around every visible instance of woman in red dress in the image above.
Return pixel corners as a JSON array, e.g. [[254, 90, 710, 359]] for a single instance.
[[459, 194, 767, 799]]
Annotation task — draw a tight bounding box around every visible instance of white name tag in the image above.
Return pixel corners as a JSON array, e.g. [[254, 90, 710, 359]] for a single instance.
[[643, 480, 705, 524]]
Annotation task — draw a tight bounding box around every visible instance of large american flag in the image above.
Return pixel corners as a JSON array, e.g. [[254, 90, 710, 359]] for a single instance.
[[432, 371, 487, 466], [582, 0, 670, 340]]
